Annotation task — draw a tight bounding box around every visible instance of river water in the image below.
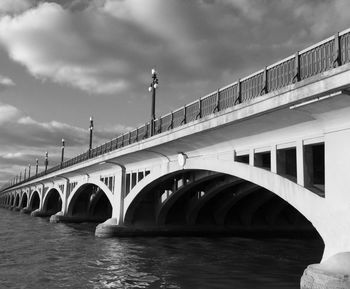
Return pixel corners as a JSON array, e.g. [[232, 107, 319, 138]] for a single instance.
[[0, 209, 323, 289]]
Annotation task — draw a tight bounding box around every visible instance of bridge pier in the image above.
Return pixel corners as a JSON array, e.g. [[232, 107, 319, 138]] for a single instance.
[[20, 207, 32, 214], [49, 211, 103, 223], [301, 129, 350, 289], [30, 208, 53, 217], [301, 253, 350, 289]]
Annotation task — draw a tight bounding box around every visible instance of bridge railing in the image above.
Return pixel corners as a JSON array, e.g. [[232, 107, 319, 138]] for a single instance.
[[3, 29, 350, 191]]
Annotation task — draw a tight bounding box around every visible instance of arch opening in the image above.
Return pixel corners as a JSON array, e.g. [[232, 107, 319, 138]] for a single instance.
[[14, 194, 19, 207], [29, 191, 40, 210], [20, 194, 28, 208], [125, 169, 322, 240], [68, 184, 112, 222], [44, 189, 62, 215]]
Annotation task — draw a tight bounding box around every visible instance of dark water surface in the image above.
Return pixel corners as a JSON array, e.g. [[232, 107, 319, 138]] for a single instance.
[[0, 209, 323, 289]]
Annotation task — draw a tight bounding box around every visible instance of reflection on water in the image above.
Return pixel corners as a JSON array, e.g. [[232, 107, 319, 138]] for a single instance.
[[0, 209, 323, 289]]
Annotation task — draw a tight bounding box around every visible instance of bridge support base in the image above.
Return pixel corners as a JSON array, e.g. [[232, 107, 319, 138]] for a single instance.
[[301, 253, 350, 289], [49, 212, 106, 224], [30, 209, 51, 217], [95, 218, 120, 237], [20, 207, 32, 214]]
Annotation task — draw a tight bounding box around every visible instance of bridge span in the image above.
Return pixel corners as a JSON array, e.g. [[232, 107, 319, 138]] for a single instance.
[[2, 29, 350, 288]]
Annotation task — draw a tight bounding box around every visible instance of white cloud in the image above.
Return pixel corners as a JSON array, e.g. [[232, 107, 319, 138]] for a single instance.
[[0, 0, 32, 15], [0, 100, 130, 184], [0, 75, 15, 87], [0, 103, 21, 124], [2, 152, 24, 159]]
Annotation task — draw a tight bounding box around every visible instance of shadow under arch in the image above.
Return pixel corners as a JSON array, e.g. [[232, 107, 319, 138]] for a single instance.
[[42, 188, 63, 215], [29, 191, 40, 211], [14, 194, 20, 207], [66, 181, 113, 222], [124, 157, 327, 239], [19, 192, 28, 208]]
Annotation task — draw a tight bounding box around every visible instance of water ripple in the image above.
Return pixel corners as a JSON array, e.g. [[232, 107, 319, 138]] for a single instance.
[[0, 209, 323, 289]]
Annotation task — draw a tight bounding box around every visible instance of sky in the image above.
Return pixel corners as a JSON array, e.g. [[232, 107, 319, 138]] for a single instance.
[[0, 0, 349, 187]]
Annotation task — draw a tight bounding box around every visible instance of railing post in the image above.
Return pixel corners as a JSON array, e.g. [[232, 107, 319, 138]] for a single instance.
[[260, 67, 268, 95], [196, 98, 202, 119], [234, 79, 242, 104], [45, 152, 48, 174], [158, 118, 162, 134], [181, 106, 187, 125], [35, 158, 38, 176], [168, 112, 174, 130], [293, 51, 300, 83], [213, 89, 220, 113], [333, 32, 341, 67]]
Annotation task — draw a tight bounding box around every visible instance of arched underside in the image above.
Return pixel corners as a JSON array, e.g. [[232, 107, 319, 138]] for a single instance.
[[14, 194, 20, 207], [43, 189, 62, 215], [29, 191, 40, 211], [20, 193, 28, 208], [125, 169, 322, 239], [67, 183, 112, 222]]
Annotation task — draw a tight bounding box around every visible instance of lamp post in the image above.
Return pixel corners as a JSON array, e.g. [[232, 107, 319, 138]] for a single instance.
[[35, 158, 38, 176], [148, 68, 159, 136], [89, 116, 93, 157], [61, 138, 65, 167], [45, 152, 48, 173], [19, 172, 22, 182], [24, 168, 26, 180], [28, 164, 31, 178]]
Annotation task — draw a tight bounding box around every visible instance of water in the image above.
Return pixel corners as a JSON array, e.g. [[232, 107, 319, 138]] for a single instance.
[[0, 209, 323, 289]]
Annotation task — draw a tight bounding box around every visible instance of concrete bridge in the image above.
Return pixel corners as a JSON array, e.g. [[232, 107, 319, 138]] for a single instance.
[[2, 29, 350, 288]]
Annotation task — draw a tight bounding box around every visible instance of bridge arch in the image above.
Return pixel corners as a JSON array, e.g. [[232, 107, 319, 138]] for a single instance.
[[14, 193, 20, 207], [9, 194, 14, 206], [66, 180, 113, 221], [42, 187, 63, 215], [19, 192, 28, 208], [124, 157, 327, 238], [28, 190, 41, 211]]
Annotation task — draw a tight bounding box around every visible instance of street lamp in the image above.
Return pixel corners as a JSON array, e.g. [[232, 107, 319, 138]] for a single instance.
[[89, 116, 93, 157], [148, 68, 159, 136], [28, 164, 31, 178], [45, 152, 48, 173], [35, 158, 38, 176], [61, 138, 65, 167], [24, 168, 26, 180]]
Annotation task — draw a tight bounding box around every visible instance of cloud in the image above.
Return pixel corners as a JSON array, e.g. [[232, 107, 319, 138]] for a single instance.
[[0, 75, 15, 89], [0, 0, 348, 102], [0, 101, 130, 185], [0, 0, 32, 15]]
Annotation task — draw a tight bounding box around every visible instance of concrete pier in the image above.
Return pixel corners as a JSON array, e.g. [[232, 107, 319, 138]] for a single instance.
[[301, 253, 350, 289]]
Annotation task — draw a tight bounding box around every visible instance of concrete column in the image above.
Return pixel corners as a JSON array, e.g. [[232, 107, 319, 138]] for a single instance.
[[39, 184, 45, 211], [301, 129, 350, 289], [296, 139, 305, 186], [113, 167, 126, 224], [249, 148, 255, 166], [271, 145, 277, 173], [95, 166, 126, 238], [61, 179, 69, 215]]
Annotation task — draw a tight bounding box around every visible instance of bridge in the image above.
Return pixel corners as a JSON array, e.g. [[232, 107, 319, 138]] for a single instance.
[[2, 29, 350, 288]]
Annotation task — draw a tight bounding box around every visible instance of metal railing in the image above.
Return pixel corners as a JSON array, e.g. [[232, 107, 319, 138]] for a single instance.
[[3, 29, 350, 191]]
